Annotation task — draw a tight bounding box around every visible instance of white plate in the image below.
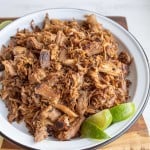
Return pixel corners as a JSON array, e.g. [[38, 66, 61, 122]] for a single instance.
[[0, 8, 149, 150]]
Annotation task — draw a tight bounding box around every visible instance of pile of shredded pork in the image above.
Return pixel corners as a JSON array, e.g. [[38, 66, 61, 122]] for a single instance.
[[0, 14, 132, 141]]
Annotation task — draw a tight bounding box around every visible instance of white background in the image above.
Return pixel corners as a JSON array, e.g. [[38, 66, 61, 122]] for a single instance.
[[0, 0, 150, 131]]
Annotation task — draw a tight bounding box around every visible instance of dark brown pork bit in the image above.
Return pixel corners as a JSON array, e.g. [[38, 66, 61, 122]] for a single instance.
[[27, 37, 43, 50], [76, 91, 88, 115], [118, 51, 132, 65], [56, 117, 85, 140], [40, 49, 50, 69], [54, 115, 70, 131], [0, 63, 5, 71], [35, 83, 59, 101]]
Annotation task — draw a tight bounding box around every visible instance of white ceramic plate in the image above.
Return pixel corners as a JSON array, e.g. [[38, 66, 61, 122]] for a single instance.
[[0, 8, 149, 150]]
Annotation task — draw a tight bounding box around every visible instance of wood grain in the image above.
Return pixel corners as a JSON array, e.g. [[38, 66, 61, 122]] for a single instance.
[[0, 136, 3, 148], [100, 116, 149, 150], [0, 17, 149, 150]]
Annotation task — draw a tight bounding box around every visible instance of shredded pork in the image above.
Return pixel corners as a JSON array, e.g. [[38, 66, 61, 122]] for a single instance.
[[0, 14, 131, 141]]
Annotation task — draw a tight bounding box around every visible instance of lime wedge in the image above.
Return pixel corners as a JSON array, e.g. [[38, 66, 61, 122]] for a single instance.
[[86, 109, 112, 130], [0, 20, 12, 30], [110, 102, 136, 123], [81, 121, 110, 139]]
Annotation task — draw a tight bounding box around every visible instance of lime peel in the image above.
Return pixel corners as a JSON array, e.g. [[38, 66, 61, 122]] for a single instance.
[[81, 121, 110, 140], [0, 20, 12, 30], [81, 102, 136, 140], [110, 102, 136, 123], [86, 109, 112, 130]]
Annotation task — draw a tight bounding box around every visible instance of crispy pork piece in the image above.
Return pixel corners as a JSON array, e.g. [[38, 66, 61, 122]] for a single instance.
[[34, 126, 48, 142], [119, 51, 131, 65], [59, 49, 67, 62], [57, 117, 85, 140], [48, 44, 59, 61], [85, 42, 103, 56], [53, 103, 78, 118], [99, 62, 122, 76], [62, 59, 76, 66], [54, 115, 70, 131], [13, 46, 27, 55], [88, 69, 107, 89], [86, 14, 102, 32], [55, 31, 66, 46], [76, 91, 88, 115], [7, 99, 19, 122], [27, 37, 43, 50], [40, 105, 61, 122], [2, 60, 16, 76], [35, 83, 59, 101], [29, 68, 46, 83]]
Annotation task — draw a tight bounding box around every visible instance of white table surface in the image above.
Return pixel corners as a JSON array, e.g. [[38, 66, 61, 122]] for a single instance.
[[0, 0, 150, 131]]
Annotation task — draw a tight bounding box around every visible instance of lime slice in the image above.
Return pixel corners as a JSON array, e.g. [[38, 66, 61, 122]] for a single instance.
[[0, 20, 12, 30], [110, 102, 136, 123], [86, 109, 112, 130], [81, 121, 110, 139]]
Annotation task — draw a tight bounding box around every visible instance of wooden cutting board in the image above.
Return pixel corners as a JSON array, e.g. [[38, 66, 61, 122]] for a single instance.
[[0, 17, 149, 150]]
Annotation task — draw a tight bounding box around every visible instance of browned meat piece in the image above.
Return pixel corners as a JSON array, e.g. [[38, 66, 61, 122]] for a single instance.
[[99, 62, 122, 76], [119, 51, 132, 65], [0, 90, 9, 100], [85, 42, 103, 56], [48, 109, 61, 122], [27, 37, 43, 50], [13, 46, 27, 55], [88, 69, 107, 89], [0, 45, 14, 60], [57, 117, 85, 140], [69, 73, 84, 104], [42, 32, 56, 45], [7, 100, 19, 122], [47, 73, 60, 87], [126, 79, 132, 88], [86, 14, 102, 32], [59, 49, 67, 62], [0, 62, 5, 71], [76, 91, 88, 115], [29, 69, 46, 83], [54, 115, 70, 131], [34, 126, 48, 142], [40, 105, 52, 118], [55, 31, 66, 46], [2, 60, 16, 76], [40, 49, 50, 68], [85, 107, 97, 114], [62, 59, 76, 66], [47, 72, 61, 87], [53, 103, 78, 118], [35, 83, 59, 101], [122, 63, 129, 75], [40, 105, 61, 122], [89, 86, 117, 110], [48, 44, 59, 60]]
